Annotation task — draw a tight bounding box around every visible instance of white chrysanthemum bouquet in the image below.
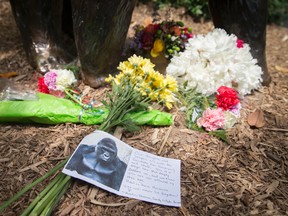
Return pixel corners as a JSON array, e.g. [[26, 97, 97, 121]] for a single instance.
[[167, 28, 263, 96]]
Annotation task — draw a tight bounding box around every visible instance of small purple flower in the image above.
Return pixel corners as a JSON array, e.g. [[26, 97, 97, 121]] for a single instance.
[[180, 34, 187, 39], [44, 71, 57, 90], [229, 103, 241, 117]]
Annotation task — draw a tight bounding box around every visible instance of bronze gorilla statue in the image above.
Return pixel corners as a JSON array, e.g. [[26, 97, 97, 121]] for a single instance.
[[9, 0, 136, 87], [9, 0, 270, 88], [208, 0, 271, 85]]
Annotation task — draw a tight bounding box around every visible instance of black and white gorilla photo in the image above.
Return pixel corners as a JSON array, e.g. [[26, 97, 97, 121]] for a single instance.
[[65, 138, 129, 191]]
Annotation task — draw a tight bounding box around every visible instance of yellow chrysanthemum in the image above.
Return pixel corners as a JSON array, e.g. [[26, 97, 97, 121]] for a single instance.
[[159, 88, 171, 100], [140, 62, 155, 75], [160, 91, 175, 110], [127, 54, 145, 67], [141, 58, 155, 67], [148, 91, 160, 101], [107, 55, 177, 109], [117, 61, 133, 72], [165, 101, 173, 110], [105, 74, 114, 83], [164, 75, 178, 92], [150, 39, 164, 57], [137, 81, 151, 96], [146, 71, 164, 89]]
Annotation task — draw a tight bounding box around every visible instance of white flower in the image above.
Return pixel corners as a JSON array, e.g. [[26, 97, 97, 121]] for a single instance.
[[223, 111, 238, 129], [167, 28, 263, 96], [54, 69, 77, 91]]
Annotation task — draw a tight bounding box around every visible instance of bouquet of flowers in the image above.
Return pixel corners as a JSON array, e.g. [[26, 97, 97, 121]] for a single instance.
[[105, 54, 178, 110], [0, 55, 178, 215], [38, 68, 77, 95], [180, 85, 241, 141], [0, 62, 174, 126], [132, 20, 193, 59], [167, 28, 263, 96]]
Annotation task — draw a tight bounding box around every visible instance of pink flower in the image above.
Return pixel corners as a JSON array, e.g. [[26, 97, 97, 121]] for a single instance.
[[197, 108, 225, 131], [236, 39, 244, 48], [44, 71, 57, 90]]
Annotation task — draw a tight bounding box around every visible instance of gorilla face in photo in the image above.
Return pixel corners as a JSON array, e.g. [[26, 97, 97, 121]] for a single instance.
[[96, 138, 117, 164], [66, 138, 128, 191]]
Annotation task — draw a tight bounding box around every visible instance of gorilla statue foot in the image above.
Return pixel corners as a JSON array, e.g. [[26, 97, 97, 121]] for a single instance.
[[81, 74, 107, 88], [33, 45, 75, 73], [262, 75, 272, 86], [259, 61, 271, 86]]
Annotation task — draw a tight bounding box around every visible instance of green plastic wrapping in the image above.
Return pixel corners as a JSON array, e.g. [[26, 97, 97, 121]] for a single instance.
[[0, 93, 173, 126]]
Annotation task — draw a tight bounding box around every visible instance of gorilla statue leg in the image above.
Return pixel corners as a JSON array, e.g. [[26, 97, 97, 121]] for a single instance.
[[208, 0, 271, 86], [71, 0, 136, 88], [9, 0, 136, 88], [9, 0, 76, 73]]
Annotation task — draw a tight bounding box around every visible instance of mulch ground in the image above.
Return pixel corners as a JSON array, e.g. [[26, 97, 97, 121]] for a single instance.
[[0, 1, 288, 216]]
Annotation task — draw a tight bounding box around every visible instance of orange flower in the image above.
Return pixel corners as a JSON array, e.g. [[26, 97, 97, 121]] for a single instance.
[[169, 25, 181, 36]]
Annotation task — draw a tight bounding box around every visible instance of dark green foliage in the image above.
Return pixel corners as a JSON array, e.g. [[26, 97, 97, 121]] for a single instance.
[[138, 0, 288, 26], [268, 0, 288, 26], [140, 0, 210, 20]]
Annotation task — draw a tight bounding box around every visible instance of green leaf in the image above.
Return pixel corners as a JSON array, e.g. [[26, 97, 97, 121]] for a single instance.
[[209, 130, 228, 142]]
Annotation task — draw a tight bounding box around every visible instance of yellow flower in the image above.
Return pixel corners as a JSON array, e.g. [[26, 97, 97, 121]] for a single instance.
[[141, 58, 155, 67], [137, 81, 150, 96], [148, 91, 159, 101], [150, 39, 164, 57], [146, 70, 164, 89], [140, 62, 155, 75], [165, 101, 173, 110], [164, 75, 178, 92], [117, 61, 133, 72], [127, 54, 145, 67], [105, 74, 114, 83], [108, 55, 177, 109], [160, 91, 175, 110]]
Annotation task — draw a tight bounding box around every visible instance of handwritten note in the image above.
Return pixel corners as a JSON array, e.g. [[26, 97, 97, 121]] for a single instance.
[[63, 130, 181, 207], [120, 150, 181, 206]]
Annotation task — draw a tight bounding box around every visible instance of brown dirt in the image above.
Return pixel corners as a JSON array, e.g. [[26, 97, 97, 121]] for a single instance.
[[1, 1, 288, 216]]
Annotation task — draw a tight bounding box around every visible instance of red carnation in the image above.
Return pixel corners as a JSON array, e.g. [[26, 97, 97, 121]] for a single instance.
[[38, 77, 49, 94], [236, 39, 244, 48], [216, 86, 240, 110]]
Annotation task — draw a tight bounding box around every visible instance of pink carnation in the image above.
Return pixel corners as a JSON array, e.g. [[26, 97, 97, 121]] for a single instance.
[[197, 108, 225, 131], [44, 71, 57, 90]]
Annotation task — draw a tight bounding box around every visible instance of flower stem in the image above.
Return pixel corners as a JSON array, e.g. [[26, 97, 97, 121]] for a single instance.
[[20, 172, 64, 216], [64, 89, 87, 108], [41, 175, 71, 216], [29, 173, 71, 215], [0, 159, 68, 213], [28, 174, 71, 216]]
